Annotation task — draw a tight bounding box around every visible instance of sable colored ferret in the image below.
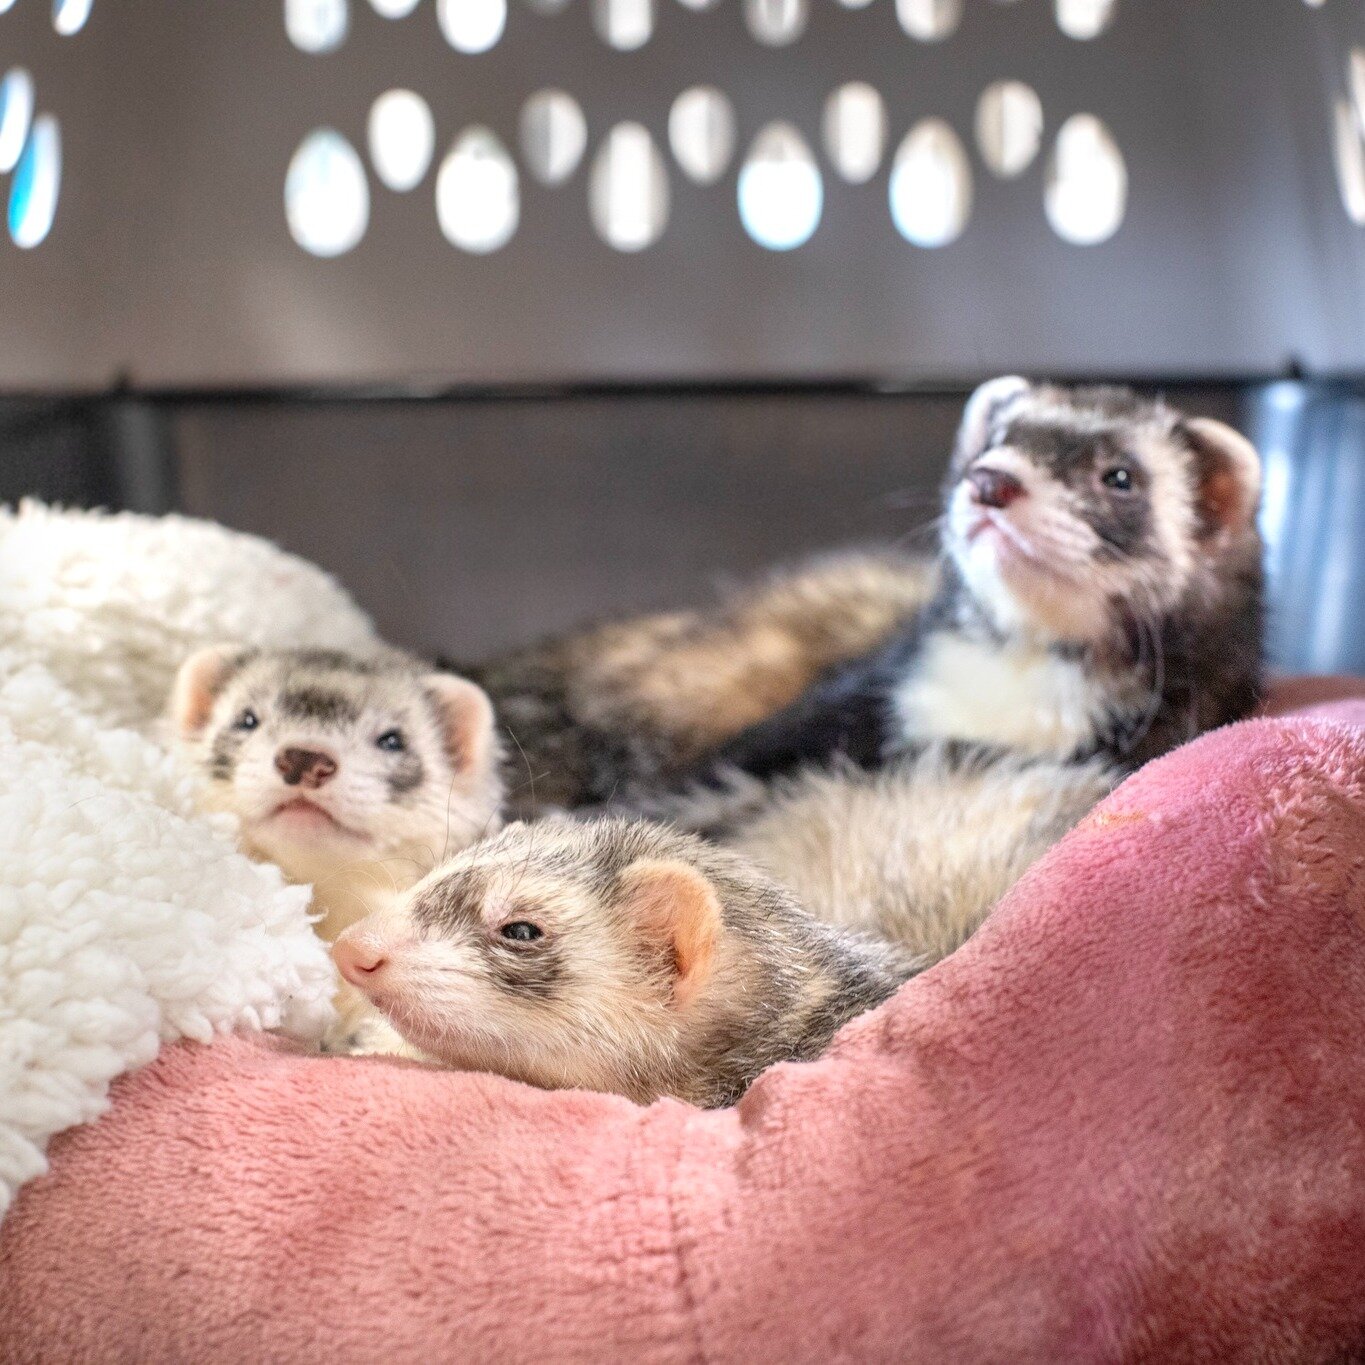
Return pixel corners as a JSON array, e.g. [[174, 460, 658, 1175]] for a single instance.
[[172, 646, 504, 1051], [333, 817, 917, 1107], [625, 379, 1265, 963], [704, 378, 1265, 782]]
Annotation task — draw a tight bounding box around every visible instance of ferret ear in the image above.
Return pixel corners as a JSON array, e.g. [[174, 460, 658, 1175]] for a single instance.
[[422, 674, 497, 777], [1181, 417, 1262, 541], [171, 645, 241, 737], [953, 376, 1033, 470], [618, 859, 721, 1009]]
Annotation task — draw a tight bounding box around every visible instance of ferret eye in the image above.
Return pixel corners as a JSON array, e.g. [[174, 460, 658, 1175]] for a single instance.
[[500, 921, 543, 943], [235, 709, 259, 732], [375, 729, 406, 752], [1102, 466, 1135, 492]]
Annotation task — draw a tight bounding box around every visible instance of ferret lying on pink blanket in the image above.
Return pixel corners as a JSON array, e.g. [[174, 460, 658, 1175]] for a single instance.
[[3, 700, 1365, 1362]]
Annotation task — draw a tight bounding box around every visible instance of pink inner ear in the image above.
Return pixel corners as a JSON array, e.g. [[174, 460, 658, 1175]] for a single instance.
[[172, 647, 233, 735], [622, 860, 721, 1009]]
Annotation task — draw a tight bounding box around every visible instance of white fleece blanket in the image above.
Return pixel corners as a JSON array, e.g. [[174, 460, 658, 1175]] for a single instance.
[[0, 502, 386, 1216]]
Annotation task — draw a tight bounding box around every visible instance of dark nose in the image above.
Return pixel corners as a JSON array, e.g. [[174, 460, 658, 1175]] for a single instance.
[[967, 465, 1026, 510], [275, 747, 338, 789]]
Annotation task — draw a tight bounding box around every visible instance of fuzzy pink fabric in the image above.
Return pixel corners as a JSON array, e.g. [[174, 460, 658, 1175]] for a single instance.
[[4, 700, 1365, 1363]]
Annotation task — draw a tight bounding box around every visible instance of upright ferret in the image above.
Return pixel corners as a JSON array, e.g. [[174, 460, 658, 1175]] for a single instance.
[[706, 378, 1265, 782], [636, 379, 1266, 963], [172, 647, 505, 1047]]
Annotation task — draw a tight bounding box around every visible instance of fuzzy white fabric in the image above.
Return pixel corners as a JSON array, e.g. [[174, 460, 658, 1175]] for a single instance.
[[0, 503, 374, 1217]]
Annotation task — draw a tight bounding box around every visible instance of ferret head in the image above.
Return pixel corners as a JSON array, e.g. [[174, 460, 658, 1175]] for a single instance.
[[941, 377, 1263, 647], [172, 647, 504, 886], [331, 818, 752, 1103]]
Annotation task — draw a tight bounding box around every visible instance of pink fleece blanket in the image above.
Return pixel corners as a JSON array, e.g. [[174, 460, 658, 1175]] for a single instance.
[[4, 700, 1365, 1363]]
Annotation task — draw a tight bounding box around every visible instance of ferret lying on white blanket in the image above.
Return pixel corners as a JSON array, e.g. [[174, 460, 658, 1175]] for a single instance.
[[0, 502, 374, 1215]]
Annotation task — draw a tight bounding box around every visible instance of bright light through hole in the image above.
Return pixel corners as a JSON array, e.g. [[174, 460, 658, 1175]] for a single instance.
[[590, 122, 670, 251], [285, 0, 349, 51], [521, 89, 587, 185], [895, 0, 961, 41], [52, 0, 94, 35], [738, 122, 823, 251], [593, 0, 653, 50], [889, 118, 972, 247], [823, 82, 886, 184], [369, 0, 420, 14], [1332, 98, 1365, 226], [744, 0, 807, 46], [975, 80, 1043, 178], [437, 127, 520, 252], [669, 86, 736, 185], [438, 0, 507, 52], [368, 89, 435, 192], [1045, 113, 1127, 244], [1054, 0, 1115, 40], [0, 70, 35, 176], [9, 114, 61, 249], [285, 129, 369, 257]]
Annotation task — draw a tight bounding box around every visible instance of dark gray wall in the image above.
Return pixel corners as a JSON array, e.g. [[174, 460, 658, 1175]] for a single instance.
[[169, 383, 1244, 659], [0, 0, 1363, 389]]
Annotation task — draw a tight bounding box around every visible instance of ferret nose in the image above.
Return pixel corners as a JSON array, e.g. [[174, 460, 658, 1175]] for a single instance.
[[967, 465, 1026, 509], [275, 747, 338, 789], [332, 934, 389, 989]]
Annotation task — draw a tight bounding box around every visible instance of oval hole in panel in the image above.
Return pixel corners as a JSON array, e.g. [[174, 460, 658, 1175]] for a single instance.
[[823, 82, 886, 184], [975, 80, 1043, 178], [286, 128, 369, 256], [669, 86, 736, 185], [1054, 0, 1115, 40], [369, 89, 435, 191], [744, 0, 807, 46], [437, 126, 520, 251], [1332, 98, 1365, 225], [9, 113, 60, 248], [285, 0, 349, 51], [521, 89, 587, 185], [52, 0, 93, 35], [1045, 112, 1127, 244], [438, 0, 507, 51], [738, 121, 823, 250], [369, 0, 420, 14], [895, 0, 961, 42], [0, 69, 35, 176], [593, 0, 653, 48], [889, 118, 972, 247], [590, 121, 670, 250]]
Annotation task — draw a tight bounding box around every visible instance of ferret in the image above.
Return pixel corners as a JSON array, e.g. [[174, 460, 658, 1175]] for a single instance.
[[331, 817, 918, 1107], [456, 548, 935, 819], [171, 646, 504, 1051], [607, 379, 1263, 963], [701, 378, 1265, 783]]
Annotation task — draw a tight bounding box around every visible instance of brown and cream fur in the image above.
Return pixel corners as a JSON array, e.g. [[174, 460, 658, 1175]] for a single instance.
[[629, 380, 1265, 963], [458, 548, 936, 819], [171, 646, 504, 1051], [333, 818, 917, 1107]]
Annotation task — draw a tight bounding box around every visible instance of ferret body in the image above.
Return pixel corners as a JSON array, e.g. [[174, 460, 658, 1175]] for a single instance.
[[333, 818, 917, 1107], [171, 646, 504, 1051], [704, 379, 1265, 783], [625, 380, 1264, 961], [459, 548, 935, 819]]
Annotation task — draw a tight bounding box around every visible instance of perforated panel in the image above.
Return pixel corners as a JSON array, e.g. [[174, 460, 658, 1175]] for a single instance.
[[0, 0, 1362, 389]]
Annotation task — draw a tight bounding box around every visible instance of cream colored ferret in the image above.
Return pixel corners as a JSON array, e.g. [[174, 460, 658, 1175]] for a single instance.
[[333, 817, 917, 1107], [172, 646, 504, 1049]]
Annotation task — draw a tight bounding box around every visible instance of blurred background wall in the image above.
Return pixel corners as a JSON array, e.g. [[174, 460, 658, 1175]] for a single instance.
[[0, 0, 1361, 669]]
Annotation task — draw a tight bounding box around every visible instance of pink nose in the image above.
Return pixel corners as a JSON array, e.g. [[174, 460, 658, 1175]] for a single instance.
[[332, 934, 389, 990], [967, 465, 1026, 510]]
